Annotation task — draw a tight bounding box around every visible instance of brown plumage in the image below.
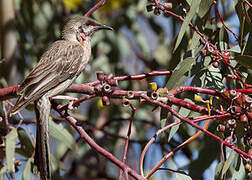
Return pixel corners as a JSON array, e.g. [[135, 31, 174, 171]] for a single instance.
[[10, 16, 112, 180]]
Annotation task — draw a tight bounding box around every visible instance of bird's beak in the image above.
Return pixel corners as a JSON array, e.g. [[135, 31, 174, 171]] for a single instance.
[[96, 24, 113, 31]]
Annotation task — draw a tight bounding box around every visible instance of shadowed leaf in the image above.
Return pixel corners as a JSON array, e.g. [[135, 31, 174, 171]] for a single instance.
[[236, 55, 252, 69]]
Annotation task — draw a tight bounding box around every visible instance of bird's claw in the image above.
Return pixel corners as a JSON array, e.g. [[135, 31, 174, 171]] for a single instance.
[[52, 95, 78, 110], [68, 98, 78, 110]]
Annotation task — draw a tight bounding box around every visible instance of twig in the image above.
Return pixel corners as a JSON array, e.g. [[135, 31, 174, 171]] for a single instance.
[[84, 0, 107, 17], [141, 94, 252, 160], [119, 100, 143, 180], [52, 102, 144, 180], [213, 1, 239, 40]]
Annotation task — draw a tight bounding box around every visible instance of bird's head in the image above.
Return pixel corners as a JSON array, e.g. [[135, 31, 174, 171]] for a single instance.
[[62, 16, 113, 42]]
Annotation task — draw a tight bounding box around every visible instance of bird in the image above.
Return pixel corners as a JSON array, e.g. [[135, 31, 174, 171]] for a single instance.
[[10, 16, 113, 180]]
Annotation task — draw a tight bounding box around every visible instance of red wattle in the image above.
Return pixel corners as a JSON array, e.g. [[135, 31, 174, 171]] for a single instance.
[[80, 33, 86, 40]]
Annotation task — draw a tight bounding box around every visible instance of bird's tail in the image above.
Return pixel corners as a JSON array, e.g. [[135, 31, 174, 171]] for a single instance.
[[34, 96, 51, 180], [10, 97, 33, 116]]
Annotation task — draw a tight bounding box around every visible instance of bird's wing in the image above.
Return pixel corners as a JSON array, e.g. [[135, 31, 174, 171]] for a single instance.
[[11, 41, 85, 114]]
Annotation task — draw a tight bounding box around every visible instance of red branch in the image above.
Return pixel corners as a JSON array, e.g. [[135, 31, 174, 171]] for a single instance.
[[213, 1, 239, 40], [141, 94, 252, 160], [0, 71, 173, 101], [84, 0, 107, 17], [52, 102, 144, 180]]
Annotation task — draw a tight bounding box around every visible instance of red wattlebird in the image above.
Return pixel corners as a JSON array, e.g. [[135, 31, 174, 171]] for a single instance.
[[10, 16, 113, 180]]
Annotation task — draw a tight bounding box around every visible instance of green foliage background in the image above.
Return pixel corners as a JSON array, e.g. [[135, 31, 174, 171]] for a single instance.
[[0, 0, 251, 179]]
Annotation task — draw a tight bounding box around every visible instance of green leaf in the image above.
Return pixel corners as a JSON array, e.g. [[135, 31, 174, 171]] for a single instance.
[[50, 154, 66, 172], [215, 162, 224, 179], [235, 55, 252, 69], [186, 0, 192, 6], [219, 28, 229, 45], [168, 119, 180, 142], [229, 45, 241, 53], [22, 158, 31, 180], [6, 128, 18, 173], [56, 141, 69, 159], [175, 172, 192, 180], [168, 106, 190, 142], [174, 0, 201, 51], [17, 127, 34, 158], [232, 156, 245, 180], [0, 165, 8, 180], [222, 150, 234, 178], [205, 65, 224, 90], [189, 32, 201, 50], [166, 57, 195, 90], [244, 32, 252, 56], [49, 119, 78, 152], [198, 0, 213, 18]]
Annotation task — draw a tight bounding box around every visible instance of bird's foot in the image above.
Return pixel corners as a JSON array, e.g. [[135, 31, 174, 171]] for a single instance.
[[52, 95, 78, 110]]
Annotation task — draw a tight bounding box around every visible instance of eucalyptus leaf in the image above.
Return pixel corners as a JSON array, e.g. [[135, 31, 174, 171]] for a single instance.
[[215, 162, 224, 179], [17, 127, 34, 158], [6, 128, 18, 173], [174, 0, 201, 51], [198, 0, 213, 18], [229, 45, 241, 53], [49, 119, 78, 152], [168, 120, 180, 142], [22, 158, 31, 180], [175, 172, 192, 180], [189, 32, 201, 50], [222, 150, 234, 178], [232, 156, 245, 180], [168, 106, 190, 142], [0, 165, 7, 180], [166, 57, 195, 90], [235, 55, 252, 69]]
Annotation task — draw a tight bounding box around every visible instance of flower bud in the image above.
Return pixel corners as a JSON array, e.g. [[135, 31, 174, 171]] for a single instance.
[[248, 149, 252, 156], [122, 97, 130, 107], [216, 124, 225, 132], [103, 84, 112, 93], [126, 91, 134, 99], [164, 2, 172, 9], [245, 96, 252, 104], [102, 96, 110, 106], [194, 94, 203, 102], [230, 90, 237, 98], [96, 71, 104, 81], [245, 164, 252, 172], [107, 79, 118, 86], [105, 73, 114, 80], [212, 61, 219, 68], [148, 82, 157, 91], [229, 106, 241, 115], [228, 119, 236, 128], [151, 91, 158, 100], [240, 114, 248, 123], [247, 112, 252, 121]]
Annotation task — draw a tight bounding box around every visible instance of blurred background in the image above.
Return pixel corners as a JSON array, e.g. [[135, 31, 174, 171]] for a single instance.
[[0, 0, 250, 179]]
